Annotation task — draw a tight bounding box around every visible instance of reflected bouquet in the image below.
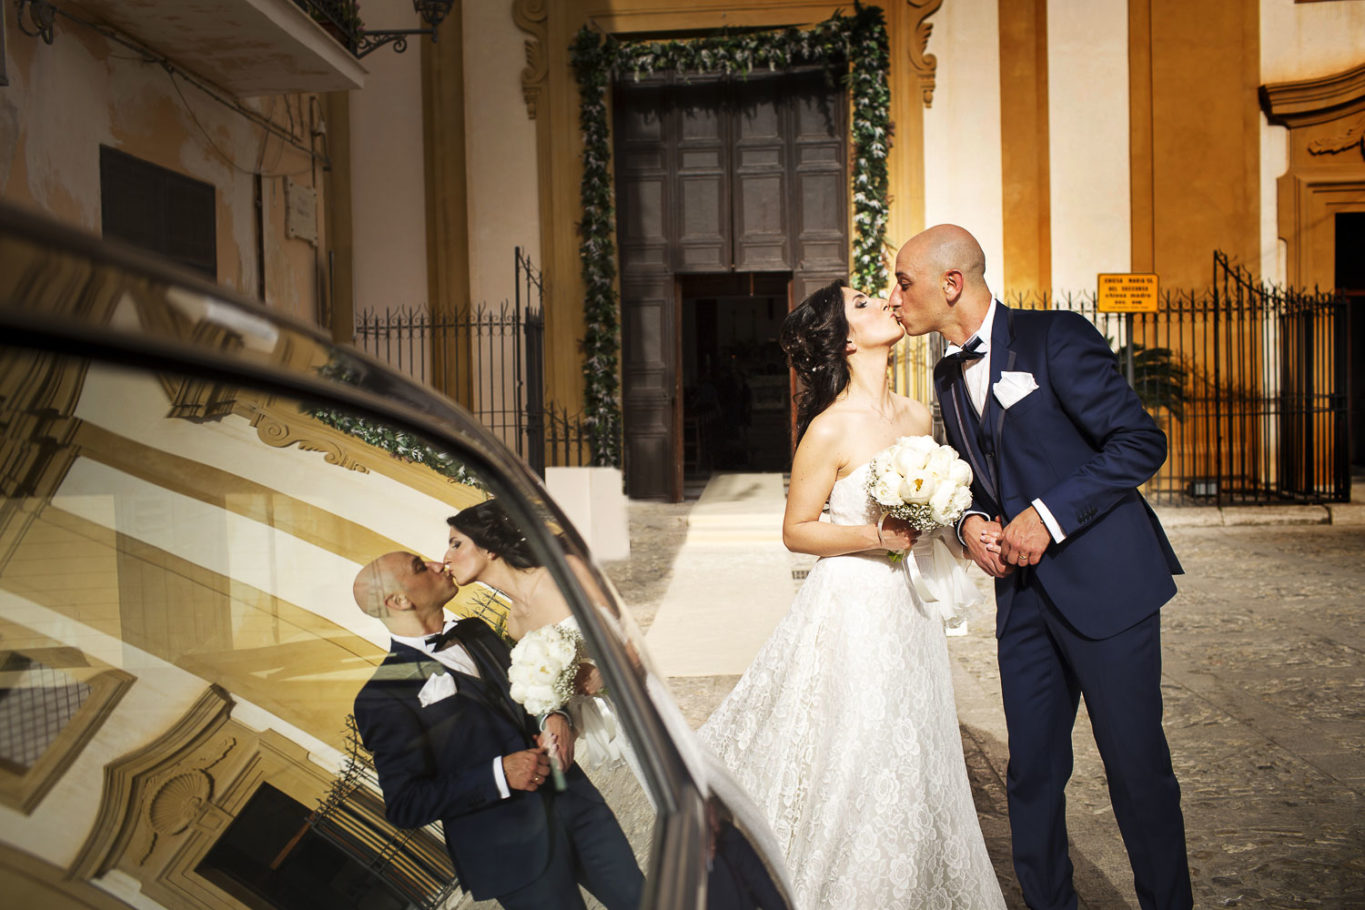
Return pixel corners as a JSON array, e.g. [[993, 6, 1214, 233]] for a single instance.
[[508, 622, 584, 715], [866, 435, 975, 550]]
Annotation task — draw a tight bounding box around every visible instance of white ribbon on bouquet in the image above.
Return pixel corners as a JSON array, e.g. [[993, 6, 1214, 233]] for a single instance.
[[900, 530, 981, 628]]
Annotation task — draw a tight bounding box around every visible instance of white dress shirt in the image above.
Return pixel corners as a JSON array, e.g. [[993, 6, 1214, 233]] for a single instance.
[[393, 621, 511, 799], [946, 301, 1067, 543]]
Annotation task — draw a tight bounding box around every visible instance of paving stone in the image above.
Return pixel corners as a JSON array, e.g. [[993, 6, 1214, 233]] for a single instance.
[[602, 498, 1365, 909]]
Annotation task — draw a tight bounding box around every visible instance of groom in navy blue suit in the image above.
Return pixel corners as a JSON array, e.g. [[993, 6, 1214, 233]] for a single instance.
[[351, 551, 642, 909], [891, 225, 1191, 910]]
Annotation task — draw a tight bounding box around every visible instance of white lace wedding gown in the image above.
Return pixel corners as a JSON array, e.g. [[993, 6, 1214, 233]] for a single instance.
[[698, 463, 1006, 909]]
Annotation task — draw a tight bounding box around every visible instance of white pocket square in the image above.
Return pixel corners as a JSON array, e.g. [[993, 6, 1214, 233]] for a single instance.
[[417, 670, 457, 707], [993, 371, 1038, 409]]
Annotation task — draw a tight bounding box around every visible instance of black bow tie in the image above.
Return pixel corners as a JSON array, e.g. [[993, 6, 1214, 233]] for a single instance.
[[936, 336, 985, 375], [424, 624, 462, 652]]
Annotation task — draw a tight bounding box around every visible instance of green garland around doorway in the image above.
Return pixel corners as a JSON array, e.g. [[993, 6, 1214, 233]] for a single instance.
[[570, 4, 892, 468]]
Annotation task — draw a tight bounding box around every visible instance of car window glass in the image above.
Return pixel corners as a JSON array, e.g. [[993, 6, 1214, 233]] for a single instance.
[[0, 345, 658, 909]]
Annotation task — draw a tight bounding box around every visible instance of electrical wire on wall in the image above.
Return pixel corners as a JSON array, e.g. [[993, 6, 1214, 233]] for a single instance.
[[16, 0, 331, 174]]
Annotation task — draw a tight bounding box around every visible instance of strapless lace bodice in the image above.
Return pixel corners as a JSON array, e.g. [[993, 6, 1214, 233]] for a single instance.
[[827, 462, 878, 525]]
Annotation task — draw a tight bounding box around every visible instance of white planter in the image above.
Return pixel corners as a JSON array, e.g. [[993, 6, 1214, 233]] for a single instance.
[[544, 466, 630, 562]]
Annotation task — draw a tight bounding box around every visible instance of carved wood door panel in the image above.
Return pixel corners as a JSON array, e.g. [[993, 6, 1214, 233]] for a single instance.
[[615, 73, 846, 499], [617, 86, 679, 501]]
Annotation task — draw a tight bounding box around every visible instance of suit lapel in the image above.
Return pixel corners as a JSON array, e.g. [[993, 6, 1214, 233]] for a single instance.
[[381, 641, 443, 683], [384, 634, 525, 730], [936, 356, 999, 507], [450, 619, 530, 730], [979, 305, 1017, 475]]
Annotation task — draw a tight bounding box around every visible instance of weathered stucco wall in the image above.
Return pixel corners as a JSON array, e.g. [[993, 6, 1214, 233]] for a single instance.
[[0, 2, 327, 324]]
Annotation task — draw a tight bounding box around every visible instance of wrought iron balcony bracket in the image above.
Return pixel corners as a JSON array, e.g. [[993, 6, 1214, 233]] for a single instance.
[[355, 27, 434, 59], [16, 0, 57, 44]]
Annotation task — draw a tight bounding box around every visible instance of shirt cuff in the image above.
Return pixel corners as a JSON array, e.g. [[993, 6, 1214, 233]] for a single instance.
[[492, 756, 510, 799], [537, 709, 573, 732], [1032, 499, 1067, 543], [955, 510, 991, 549]]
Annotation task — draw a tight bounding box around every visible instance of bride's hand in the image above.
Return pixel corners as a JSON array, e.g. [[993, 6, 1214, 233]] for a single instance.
[[574, 661, 604, 696], [876, 516, 920, 552]]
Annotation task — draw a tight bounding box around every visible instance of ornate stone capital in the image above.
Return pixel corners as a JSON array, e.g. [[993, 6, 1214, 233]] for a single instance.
[[1308, 123, 1365, 159], [242, 400, 371, 474], [513, 0, 548, 120], [907, 0, 944, 108]]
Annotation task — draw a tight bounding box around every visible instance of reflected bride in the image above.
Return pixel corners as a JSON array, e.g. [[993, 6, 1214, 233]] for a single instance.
[[444, 500, 629, 771]]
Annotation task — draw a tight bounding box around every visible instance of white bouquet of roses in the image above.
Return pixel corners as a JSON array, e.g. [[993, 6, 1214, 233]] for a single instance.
[[866, 435, 975, 542], [508, 622, 588, 790], [866, 436, 979, 624], [508, 623, 584, 716]]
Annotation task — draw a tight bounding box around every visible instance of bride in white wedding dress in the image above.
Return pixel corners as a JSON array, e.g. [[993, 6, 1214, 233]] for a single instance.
[[699, 280, 1006, 910]]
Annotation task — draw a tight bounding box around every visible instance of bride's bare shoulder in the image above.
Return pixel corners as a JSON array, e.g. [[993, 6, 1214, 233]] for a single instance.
[[794, 408, 858, 471], [805, 406, 864, 447]]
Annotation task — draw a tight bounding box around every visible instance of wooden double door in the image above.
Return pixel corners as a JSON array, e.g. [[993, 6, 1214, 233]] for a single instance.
[[614, 69, 848, 500]]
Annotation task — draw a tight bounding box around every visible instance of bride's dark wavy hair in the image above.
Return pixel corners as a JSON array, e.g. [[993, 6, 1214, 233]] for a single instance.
[[446, 500, 539, 569], [780, 278, 850, 441]]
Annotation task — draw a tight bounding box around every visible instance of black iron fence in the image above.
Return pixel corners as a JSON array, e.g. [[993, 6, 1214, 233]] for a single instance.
[[290, 0, 363, 54], [308, 716, 457, 910], [352, 248, 592, 474], [354, 248, 1346, 502], [1003, 252, 1348, 506]]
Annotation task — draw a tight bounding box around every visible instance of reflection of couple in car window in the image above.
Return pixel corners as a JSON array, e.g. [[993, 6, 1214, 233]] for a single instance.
[[350, 499, 641, 909]]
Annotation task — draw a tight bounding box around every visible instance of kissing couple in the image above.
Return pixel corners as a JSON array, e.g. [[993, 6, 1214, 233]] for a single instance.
[[699, 224, 1192, 910]]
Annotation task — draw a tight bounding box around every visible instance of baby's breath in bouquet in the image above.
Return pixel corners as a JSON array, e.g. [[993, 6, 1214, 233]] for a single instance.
[[866, 435, 974, 560]]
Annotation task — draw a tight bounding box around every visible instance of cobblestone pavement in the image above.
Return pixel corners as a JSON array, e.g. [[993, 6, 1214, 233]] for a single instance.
[[602, 501, 1365, 909]]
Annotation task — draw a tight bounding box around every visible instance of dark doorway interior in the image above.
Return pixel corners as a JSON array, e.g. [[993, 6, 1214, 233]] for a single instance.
[[196, 783, 406, 910], [1337, 212, 1365, 468], [681, 273, 791, 476]]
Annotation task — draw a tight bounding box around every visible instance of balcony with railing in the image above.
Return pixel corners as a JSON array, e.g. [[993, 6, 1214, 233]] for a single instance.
[[53, 0, 367, 95]]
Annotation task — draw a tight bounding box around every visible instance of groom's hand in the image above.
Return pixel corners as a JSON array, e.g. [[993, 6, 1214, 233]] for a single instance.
[[504, 747, 551, 791], [962, 515, 1011, 578], [999, 507, 1051, 568]]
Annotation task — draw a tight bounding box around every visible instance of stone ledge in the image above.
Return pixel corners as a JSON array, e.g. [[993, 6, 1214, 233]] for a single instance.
[[1328, 502, 1365, 526], [1221, 504, 1330, 526], [1154, 506, 1224, 528]]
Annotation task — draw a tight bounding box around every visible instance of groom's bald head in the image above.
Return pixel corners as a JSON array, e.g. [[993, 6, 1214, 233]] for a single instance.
[[890, 224, 992, 344], [898, 224, 987, 288]]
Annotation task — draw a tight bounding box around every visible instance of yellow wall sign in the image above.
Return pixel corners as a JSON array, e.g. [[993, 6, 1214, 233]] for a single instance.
[[1097, 273, 1159, 313]]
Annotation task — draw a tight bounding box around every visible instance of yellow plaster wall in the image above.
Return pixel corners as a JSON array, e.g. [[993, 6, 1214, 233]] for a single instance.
[[462, 1, 540, 310], [1143, 0, 1261, 288], [1258, 0, 1365, 285], [923, 0, 1004, 294]]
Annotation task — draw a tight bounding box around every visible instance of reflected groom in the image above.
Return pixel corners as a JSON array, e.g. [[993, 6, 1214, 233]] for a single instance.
[[351, 551, 642, 910], [890, 225, 1192, 910]]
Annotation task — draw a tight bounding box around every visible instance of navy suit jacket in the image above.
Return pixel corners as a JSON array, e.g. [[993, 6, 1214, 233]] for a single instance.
[[935, 304, 1182, 639], [353, 617, 606, 900]]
